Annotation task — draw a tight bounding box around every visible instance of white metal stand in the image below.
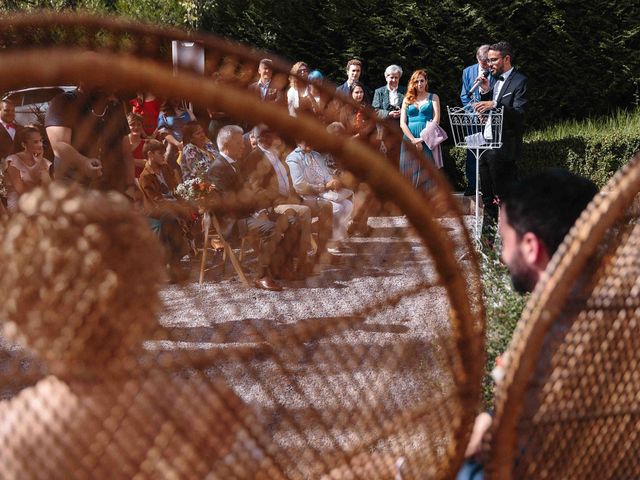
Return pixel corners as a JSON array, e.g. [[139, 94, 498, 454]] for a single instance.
[[447, 105, 504, 240]]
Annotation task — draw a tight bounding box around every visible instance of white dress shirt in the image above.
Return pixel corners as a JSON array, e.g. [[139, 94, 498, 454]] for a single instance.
[[258, 80, 270, 100], [259, 144, 290, 196], [492, 67, 514, 104], [388, 87, 399, 107]]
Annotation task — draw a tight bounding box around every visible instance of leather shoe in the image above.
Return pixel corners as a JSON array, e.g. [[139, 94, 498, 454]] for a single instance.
[[254, 276, 283, 291]]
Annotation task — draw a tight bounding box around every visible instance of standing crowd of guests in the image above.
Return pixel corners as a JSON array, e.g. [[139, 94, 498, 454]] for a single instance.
[[0, 40, 526, 283]]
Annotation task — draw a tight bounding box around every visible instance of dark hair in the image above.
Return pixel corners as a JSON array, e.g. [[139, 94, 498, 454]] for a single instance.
[[501, 169, 598, 255], [349, 81, 368, 104], [142, 139, 164, 157], [489, 41, 513, 62], [17, 126, 41, 148], [181, 121, 204, 145]]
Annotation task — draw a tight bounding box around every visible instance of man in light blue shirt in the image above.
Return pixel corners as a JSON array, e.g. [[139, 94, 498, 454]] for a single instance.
[[286, 141, 353, 242]]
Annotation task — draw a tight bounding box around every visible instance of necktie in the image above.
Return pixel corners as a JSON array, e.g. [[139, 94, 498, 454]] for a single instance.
[[497, 75, 505, 82], [5, 123, 15, 129]]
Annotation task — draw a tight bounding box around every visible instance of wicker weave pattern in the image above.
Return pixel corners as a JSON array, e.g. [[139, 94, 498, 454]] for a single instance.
[[489, 154, 640, 479], [0, 13, 485, 479]]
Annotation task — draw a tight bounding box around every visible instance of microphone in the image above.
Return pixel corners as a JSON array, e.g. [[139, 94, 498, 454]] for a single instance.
[[467, 69, 490, 98]]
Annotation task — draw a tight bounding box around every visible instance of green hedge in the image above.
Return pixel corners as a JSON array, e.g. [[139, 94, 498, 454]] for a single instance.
[[478, 241, 528, 407], [450, 109, 640, 187], [4, 0, 640, 126]]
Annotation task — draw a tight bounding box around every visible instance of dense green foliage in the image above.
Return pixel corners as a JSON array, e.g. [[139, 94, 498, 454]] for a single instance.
[[2, 0, 639, 126], [452, 108, 640, 186], [477, 239, 528, 406]]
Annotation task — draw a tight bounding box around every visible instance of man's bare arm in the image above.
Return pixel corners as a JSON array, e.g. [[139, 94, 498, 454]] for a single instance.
[[46, 125, 102, 180]]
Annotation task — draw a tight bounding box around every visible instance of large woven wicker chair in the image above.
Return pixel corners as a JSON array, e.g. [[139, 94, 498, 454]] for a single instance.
[[487, 152, 640, 479], [0, 13, 484, 479]]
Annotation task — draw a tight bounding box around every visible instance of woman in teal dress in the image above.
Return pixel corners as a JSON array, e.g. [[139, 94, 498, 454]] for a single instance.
[[399, 69, 441, 190]]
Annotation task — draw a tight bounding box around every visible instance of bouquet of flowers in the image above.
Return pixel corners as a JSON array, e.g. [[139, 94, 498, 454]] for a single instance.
[[175, 177, 216, 201]]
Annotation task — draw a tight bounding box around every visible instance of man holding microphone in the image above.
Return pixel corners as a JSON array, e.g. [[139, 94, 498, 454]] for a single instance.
[[460, 45, 493, 196]]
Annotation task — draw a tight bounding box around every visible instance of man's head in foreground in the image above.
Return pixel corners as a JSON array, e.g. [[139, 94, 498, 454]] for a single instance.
[[499, 169, 598, 293]]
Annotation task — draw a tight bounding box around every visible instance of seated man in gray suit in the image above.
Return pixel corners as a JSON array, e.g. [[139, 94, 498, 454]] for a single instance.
[[243, 125, 333, 274], [210, 124, 299, 290], [372, 64, 406, 168]]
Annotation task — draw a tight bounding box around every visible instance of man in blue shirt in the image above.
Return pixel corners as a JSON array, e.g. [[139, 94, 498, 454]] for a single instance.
[[286, 141, 353, 243], [460, 45, 493, 196]]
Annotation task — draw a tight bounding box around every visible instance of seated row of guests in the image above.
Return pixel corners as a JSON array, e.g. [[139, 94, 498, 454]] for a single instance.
[[210, 125, 301, 290], [141, 119, 356, 290], [246, 125, 333, 264]]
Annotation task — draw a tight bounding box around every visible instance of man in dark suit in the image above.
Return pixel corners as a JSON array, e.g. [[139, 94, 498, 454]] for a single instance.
[[460, 45, 494, 195], [372, 64, 406, 168], [211, 124, 298, 290], [248, 58, 284, 104], [243, 125, 333, 272], [336, 59, 363, 97], [0, 100, 22, 160], [474, 41, 528, 238]]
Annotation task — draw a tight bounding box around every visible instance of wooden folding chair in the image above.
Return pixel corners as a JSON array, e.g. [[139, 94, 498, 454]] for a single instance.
[[199, 210, 250, 286]]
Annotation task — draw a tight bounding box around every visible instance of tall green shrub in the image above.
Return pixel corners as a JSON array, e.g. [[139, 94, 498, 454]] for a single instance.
[[3, 0, 638, 127]]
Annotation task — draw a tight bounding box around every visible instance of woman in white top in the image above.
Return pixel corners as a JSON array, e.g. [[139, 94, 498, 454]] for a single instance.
[[286, 61, 309, 116], [4, 126, 51, 211]]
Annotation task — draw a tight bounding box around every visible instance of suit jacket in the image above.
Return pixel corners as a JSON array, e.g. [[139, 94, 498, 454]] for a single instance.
[[0, 123, 23, 160], [481, 69, 527, 162], [460, 63, 495, 107], [372, 86, 406, 120], [336, 81, 351, 97], [336, 81, 372, 102], [242, 147, 301, 210], [208, 154, 260, 239], [138, 162, 180, 215], [248, 81, 284, 104]]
